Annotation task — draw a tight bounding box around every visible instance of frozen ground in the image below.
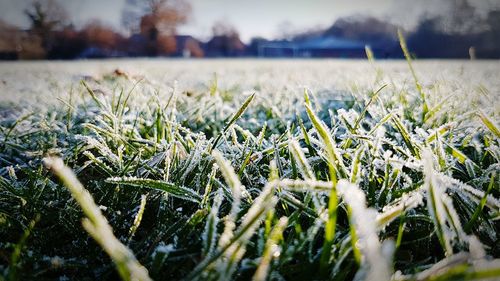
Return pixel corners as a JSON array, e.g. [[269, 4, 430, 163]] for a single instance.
[[0, 59, 498, 107]]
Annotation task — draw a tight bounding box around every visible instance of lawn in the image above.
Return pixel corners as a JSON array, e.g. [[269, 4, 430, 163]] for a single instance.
[[0, 53, 499, 280]]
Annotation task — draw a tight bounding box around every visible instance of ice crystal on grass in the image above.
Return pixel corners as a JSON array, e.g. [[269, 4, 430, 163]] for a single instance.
[[337, 180, 393, 281]]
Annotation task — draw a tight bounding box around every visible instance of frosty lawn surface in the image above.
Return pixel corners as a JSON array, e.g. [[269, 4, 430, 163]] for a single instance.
[[0, 58, 499, 281]]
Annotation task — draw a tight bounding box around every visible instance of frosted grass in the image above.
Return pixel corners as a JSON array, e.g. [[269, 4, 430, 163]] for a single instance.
[[1, 57, 499, 281]]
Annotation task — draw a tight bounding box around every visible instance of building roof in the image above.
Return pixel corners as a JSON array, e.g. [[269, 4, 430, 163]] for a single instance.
[[298, 36, 365, 49], [260, 36, 365, 50]]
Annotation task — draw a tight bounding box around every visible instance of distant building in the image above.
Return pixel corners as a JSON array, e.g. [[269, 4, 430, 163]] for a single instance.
[[0, 26, 45, 60], [126, 33, 149, 57], [204, 35, 246, 57], [0, 43, 18, 60], [173, 35, 204, 58], [0, 23, 21, 60], [77, 47, 126, 59], [258, 36, 367, 58]]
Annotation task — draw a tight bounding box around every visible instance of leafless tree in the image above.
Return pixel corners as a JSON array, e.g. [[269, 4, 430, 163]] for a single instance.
[[122, 0, 190, 55], [211, 20, 238, 37], [24, 0, 68, 51], [123, 0, 190, 35], [206, 21, 245, 57]]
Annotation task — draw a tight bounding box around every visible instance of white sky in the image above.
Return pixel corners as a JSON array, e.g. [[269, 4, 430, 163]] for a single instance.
[[0, 0, 498, 42], [179, 0, 396, 41]]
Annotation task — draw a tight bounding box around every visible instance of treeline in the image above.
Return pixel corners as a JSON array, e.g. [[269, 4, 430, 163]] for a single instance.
[[0, 0, 498, 59], [286, 0, 500, 59], [0, 0, 198, 59], [0, 0, 246, 59]]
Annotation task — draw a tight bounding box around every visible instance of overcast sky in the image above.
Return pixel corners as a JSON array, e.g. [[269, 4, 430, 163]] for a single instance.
[[0, 0, 498, 42]]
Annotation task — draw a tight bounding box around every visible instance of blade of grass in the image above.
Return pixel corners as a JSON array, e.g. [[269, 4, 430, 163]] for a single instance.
[[422, 150, 453, 256], [465, 173, 496, 232], [106, 177, 202, 203], [304, 91, 348, 274], [398, 29, 428, 121], [44, 157, 151, 281], [211, 93, 255, 151], [252, 217, 288, 281], [477, 111, 500, 138], [128, 194, 147, 243]]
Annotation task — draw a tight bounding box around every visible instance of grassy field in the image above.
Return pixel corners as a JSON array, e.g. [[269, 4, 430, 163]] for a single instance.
[[0, 54, 499, 280]]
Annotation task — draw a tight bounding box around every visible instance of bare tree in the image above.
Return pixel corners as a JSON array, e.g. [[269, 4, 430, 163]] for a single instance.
[[211, 20, 238, 37], [24, 0, 68, 52], [206, 21, 245, 57], [123, 0, 190, 36], [25, 0, 68, 30], [122, 0, 190, 55]]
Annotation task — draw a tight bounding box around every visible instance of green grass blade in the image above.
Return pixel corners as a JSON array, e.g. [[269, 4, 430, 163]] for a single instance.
[[128, 194, 147, 242], [252, 217, 288, 281], [44, 157, 151, 281], [304, 97, 342, 274], [477, 111, 500, 138], [392, 115, 420, 158], [422, 150, 453, 256], [106, 177, 202, 203], [398, 29, 428, 120], [465, 173, 496, 232], [289, 139, 315, 180], [211, 93, 255, 151]]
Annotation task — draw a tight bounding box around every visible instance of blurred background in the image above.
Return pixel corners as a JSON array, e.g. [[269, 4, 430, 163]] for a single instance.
[[0, 0, 499, 60]]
